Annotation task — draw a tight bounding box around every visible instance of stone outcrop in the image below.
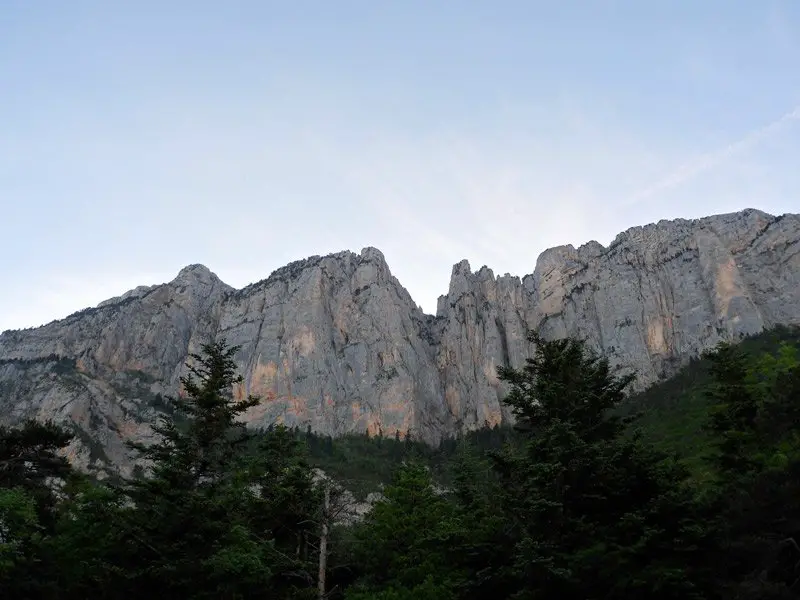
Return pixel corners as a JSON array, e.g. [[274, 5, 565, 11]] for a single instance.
[[1, 208, 798, 474]]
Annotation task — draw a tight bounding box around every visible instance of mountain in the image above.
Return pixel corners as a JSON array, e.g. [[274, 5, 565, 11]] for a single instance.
[[1, 208, 798, 475]]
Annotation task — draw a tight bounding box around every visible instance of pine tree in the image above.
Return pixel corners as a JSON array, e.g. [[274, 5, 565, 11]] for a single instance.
[[127, 339, 260, 487], [111, 339, 317, 599], [0, 420, 77, 598], [492, 332, 717, 599], [0, 419, 74, 524], [448, 442, 517, 599], [345, 462, 466, 599], [702, 341, 800, 598], [703, 342, 761, 479]]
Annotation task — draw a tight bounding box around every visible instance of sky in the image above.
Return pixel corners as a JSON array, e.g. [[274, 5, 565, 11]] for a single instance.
[[1, 1, 799, 331]]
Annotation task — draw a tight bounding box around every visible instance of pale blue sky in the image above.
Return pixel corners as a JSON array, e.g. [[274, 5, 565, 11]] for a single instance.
[[2, 1, 799, 331]]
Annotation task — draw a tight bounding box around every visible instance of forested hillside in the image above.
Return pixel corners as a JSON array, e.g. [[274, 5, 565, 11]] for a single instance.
[[302, 325, 800, 494], [2, 327, 799, 599]]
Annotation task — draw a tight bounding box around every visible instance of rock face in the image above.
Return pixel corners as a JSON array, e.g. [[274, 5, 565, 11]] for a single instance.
[[1, 209, 799, 474]]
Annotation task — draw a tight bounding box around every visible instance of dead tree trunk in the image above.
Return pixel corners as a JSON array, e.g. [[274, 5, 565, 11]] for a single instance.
[[318, 480, 330, 600]]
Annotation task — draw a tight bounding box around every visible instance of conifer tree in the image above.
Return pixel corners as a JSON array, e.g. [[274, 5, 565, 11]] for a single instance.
[[345, 462, 466, 599], [702, 341, 800, 598], [111, 340, 318, 599], [703, 341, 761, 479], [0, 419, 74, 523], [0, 419, 76, 598], [492, 332, 717, 599]]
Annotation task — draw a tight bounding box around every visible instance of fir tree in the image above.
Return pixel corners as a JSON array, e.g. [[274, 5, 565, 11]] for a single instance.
[[111, 340, 317, 599], [0, 419, 74, 523], [703, 341, 800, 598], [492, 332, 717, 599], [346, 462, 466, 599], [703, 341, 761, 479], [0, 419, 76, 598]]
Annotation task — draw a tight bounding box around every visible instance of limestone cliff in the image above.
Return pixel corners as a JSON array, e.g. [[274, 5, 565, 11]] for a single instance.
[[1, 208, 798, 474]]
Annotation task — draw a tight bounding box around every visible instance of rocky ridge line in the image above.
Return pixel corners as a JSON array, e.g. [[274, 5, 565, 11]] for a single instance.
[[0, 208, 798, 474]]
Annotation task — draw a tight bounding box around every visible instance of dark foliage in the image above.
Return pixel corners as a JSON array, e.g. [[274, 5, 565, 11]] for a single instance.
[[2, 327, 800, 598]]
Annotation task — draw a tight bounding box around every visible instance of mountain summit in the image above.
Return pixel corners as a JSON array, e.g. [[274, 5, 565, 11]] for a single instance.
[[1, 208, 799, 475]]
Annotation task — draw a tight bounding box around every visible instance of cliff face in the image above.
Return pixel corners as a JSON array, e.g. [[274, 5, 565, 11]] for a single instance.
[[215, 248, 446, 443], [1, 208, 798, 474]]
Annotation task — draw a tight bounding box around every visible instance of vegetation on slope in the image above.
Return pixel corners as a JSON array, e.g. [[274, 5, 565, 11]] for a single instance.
[[1, 326, 799, 599], [619, 325, 800, 477], [300, 325, 800, 494]]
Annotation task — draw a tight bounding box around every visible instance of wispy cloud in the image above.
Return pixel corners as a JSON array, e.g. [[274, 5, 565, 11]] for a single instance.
[[625, 104, 800, 206]]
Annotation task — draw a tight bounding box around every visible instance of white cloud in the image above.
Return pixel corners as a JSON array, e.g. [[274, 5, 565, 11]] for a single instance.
[[625, 104, 800, 206]]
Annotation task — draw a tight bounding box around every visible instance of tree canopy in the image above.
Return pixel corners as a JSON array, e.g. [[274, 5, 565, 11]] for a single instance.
[[1, 327, 800, 598]]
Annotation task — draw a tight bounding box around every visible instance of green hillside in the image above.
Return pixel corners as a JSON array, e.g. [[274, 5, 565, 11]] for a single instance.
[[619, 324, 800, 478]]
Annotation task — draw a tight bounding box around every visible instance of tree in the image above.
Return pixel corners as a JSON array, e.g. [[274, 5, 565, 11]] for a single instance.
[[703, 342, 761, 479], [243, 425, 321, 591], [48, 482, 132, 599], [345, 462, 466, 599], [750, 342, 800, 450], [0, 419, 74, 525], [105, 339, 318, 599], [0, 420, 76, 599], [492, 332, 718, 599], [0, 487, 46, 598], [702, 341, 800, 598], [448, 441, 517, 599], [128, 340, 260, 485]]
